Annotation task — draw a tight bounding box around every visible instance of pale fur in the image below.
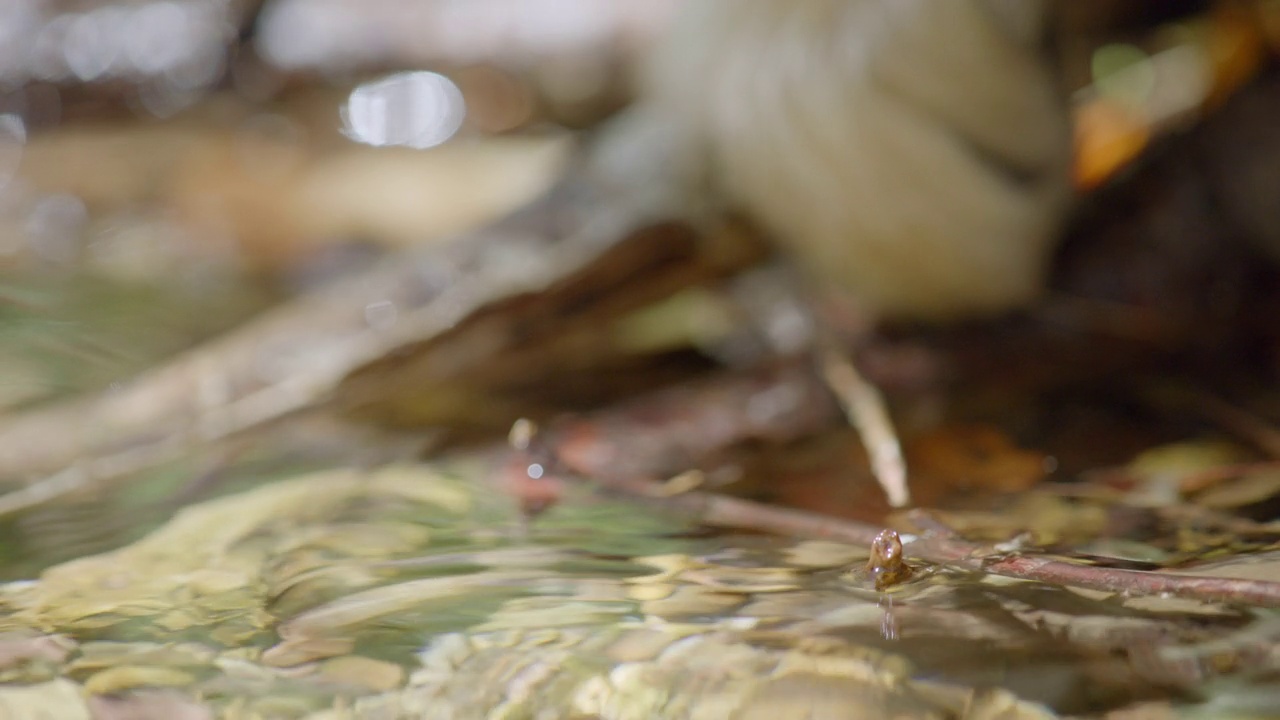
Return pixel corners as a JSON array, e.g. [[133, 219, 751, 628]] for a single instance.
[[634, 0, 1073, 320]]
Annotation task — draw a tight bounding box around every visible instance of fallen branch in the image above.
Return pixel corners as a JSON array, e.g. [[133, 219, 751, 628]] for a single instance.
[[0, 169, 765, 515], [557, 468, 1280, 607]]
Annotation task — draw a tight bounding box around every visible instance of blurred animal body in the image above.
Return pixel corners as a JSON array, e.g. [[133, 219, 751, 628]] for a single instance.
[[0, 0, 1081, 510], [620, 0, 1074, 320]]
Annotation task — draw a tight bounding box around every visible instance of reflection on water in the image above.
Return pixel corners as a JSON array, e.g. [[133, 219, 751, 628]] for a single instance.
[[0, 268, 1272, 716], [0, 220, 1274, 720], [0, 456, 1273, 718], [0, 270, 273, 578]]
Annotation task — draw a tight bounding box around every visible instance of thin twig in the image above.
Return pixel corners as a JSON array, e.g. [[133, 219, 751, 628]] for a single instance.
[[557, 466, 1280, 607], [817, 345, 910, 507]]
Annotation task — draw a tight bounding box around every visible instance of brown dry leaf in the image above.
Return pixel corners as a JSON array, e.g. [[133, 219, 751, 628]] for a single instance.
[[1203, 2, 1270, 107], [1074, 99, 1152, 190], [1071, 0, 1268, 190], [907, 425, 1049, 495]]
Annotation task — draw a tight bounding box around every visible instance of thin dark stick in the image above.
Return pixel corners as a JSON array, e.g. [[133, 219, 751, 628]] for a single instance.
[[573, 470, 1280, 607]]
